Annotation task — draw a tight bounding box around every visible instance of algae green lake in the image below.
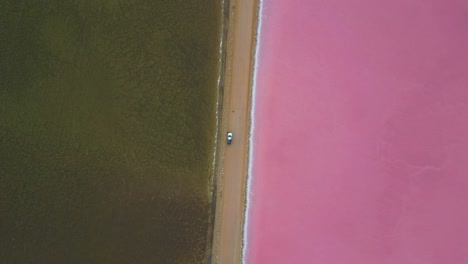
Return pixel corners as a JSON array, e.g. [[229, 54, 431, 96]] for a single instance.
[[0, 1, 222, 263]]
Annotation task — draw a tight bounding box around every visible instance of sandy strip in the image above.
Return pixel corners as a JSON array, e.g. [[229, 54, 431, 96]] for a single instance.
[[211, 0, 259, 263]]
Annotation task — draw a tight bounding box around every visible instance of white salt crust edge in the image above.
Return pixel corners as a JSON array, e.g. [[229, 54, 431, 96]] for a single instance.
[[242, 0, 264, 262]]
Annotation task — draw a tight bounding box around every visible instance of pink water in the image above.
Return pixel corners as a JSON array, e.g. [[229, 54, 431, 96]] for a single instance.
[[246, 0, 468, 263]]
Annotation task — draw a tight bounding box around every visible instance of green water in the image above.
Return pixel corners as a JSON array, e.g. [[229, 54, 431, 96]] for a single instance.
[[0, 1, 221, 263]]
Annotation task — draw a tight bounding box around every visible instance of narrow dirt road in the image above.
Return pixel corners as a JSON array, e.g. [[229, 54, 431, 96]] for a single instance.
[[211, 0, 258, 263]]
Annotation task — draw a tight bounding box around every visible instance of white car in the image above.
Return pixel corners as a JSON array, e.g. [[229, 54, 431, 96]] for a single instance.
[[227, 132, 233, 145]]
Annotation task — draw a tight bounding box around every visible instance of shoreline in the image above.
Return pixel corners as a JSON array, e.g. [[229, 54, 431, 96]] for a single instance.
[[211, 0, 259, 263], [205, 0, 232, 262], [242, 0, 262, 261]]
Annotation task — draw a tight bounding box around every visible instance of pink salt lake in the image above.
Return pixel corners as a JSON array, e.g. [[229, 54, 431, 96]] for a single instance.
[[246, 0, 468, 263]]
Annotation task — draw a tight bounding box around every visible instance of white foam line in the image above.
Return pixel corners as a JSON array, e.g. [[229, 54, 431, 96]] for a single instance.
[[242, 0, 264, 262], [211, 0, 225, 198]]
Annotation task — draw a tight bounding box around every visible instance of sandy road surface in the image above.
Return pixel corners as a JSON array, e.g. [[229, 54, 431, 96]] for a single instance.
[[211, 0, 258, 263]]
